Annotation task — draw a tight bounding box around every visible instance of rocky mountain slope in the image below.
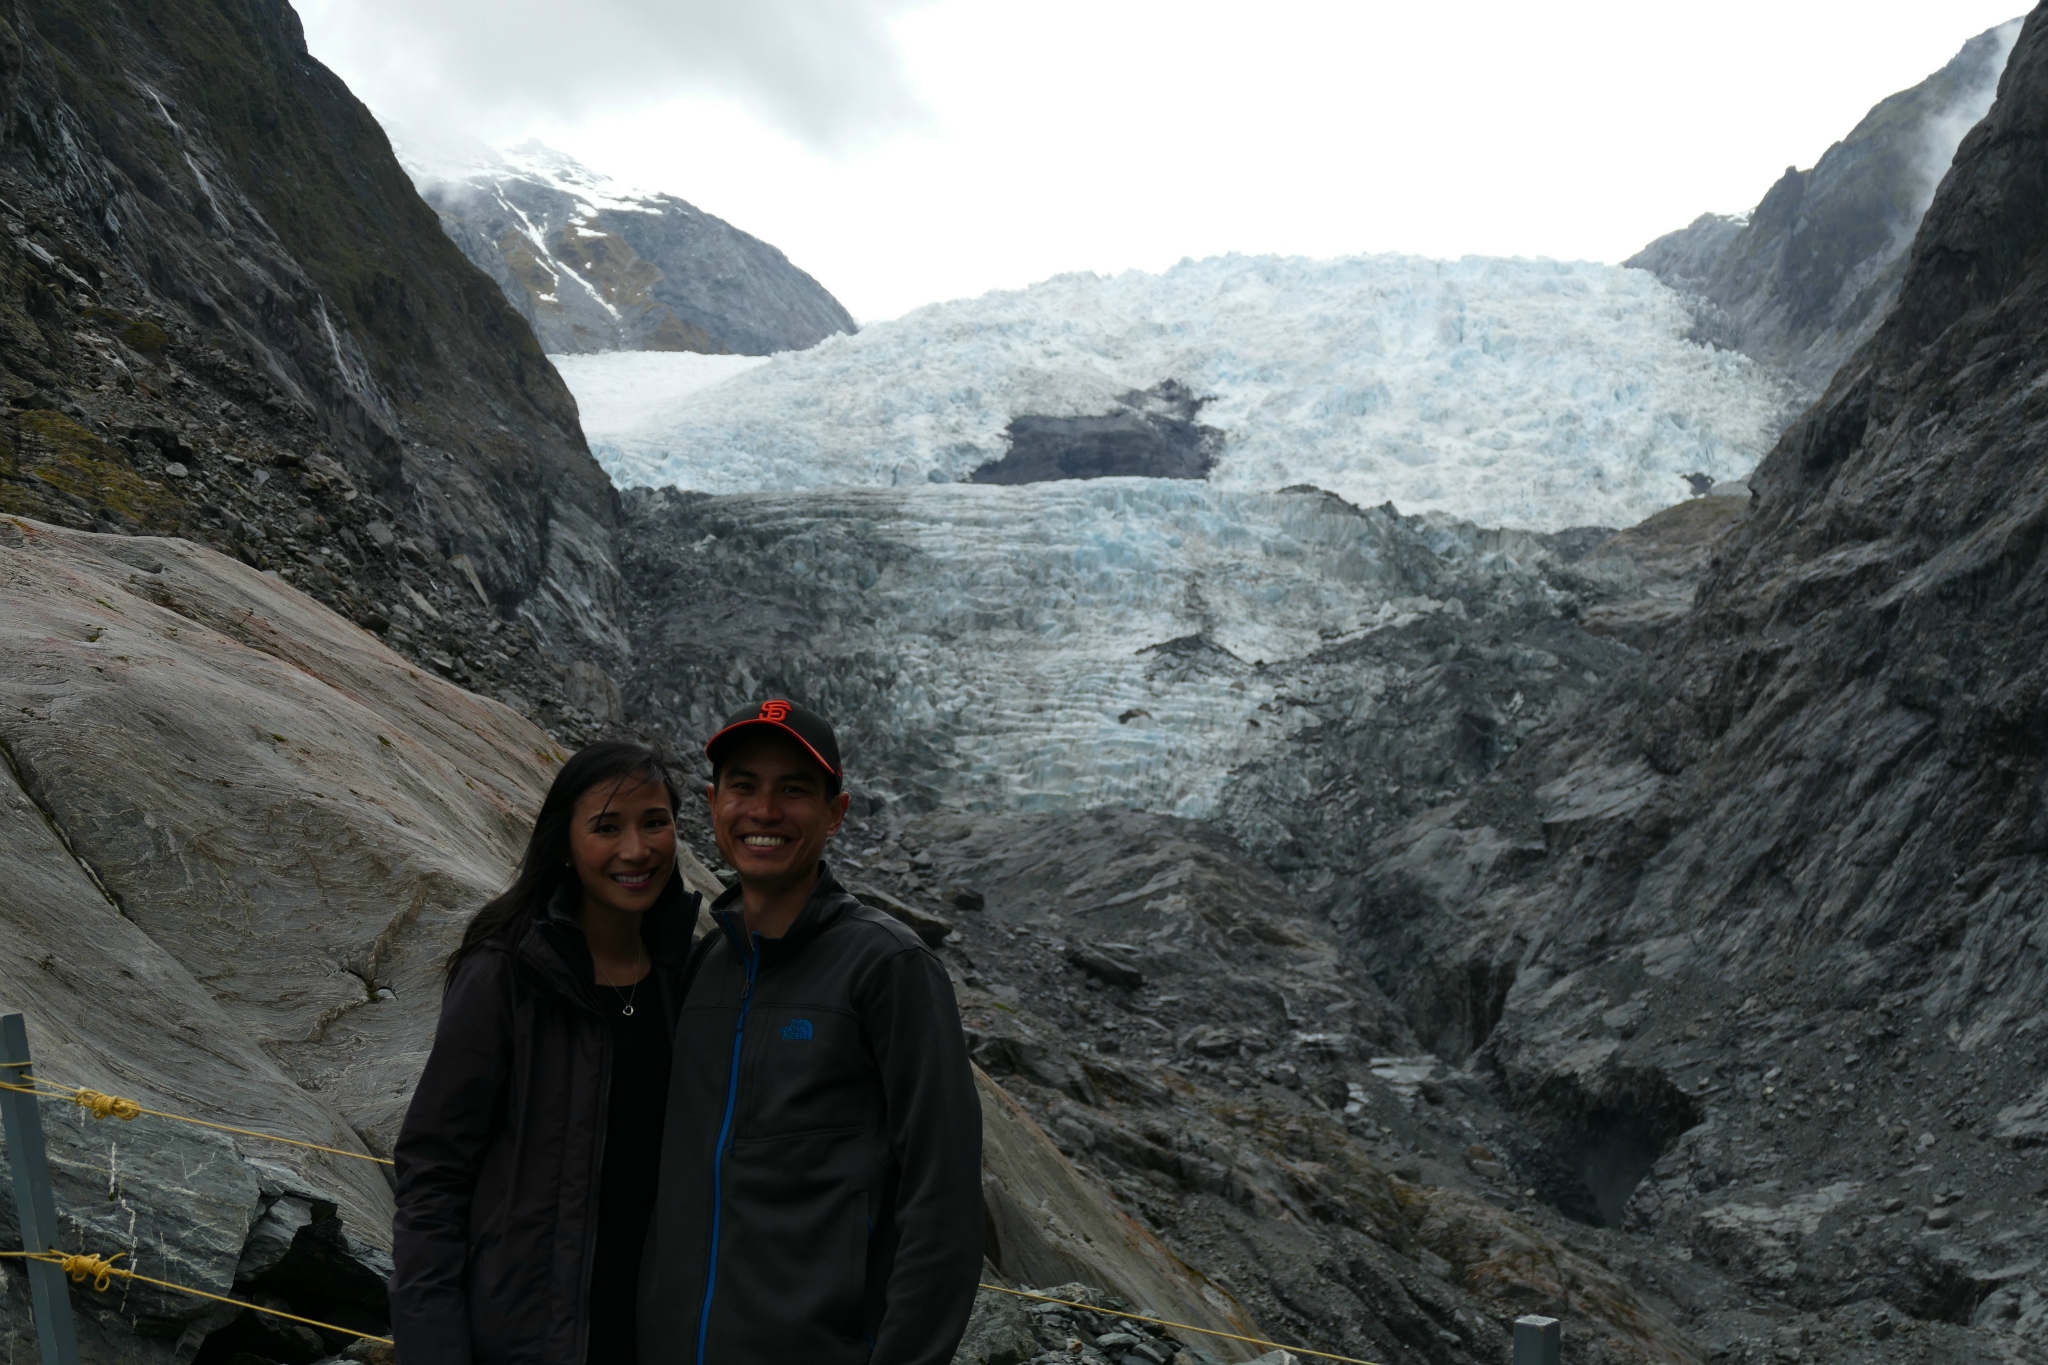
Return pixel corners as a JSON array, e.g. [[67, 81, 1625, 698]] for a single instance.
[[0, 0, 629, 743], [1628, 19, 2022, 403], [403, 140, 855, 356], [1324, 7, 2048, 1358]]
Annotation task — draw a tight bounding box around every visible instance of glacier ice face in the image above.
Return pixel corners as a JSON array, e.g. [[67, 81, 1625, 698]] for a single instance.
[[621, 482, 1592, 818], [570, 252, 1795, 532]]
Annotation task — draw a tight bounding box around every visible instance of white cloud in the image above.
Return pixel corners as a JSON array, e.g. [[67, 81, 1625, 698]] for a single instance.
[[298, 0, 2030, 321], [295, 0, 930, 152]]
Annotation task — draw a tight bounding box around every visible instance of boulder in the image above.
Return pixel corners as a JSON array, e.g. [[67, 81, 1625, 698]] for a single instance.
[[851, 885, 955, 946]]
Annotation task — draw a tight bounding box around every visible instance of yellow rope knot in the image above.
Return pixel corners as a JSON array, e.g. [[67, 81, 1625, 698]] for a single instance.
[[72, 1089, 142, 1121], [59, 1251, 126, 1291]]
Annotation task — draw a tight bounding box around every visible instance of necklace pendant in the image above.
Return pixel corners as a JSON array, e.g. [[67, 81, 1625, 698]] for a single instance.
[[620, 1004, 636, 1017]]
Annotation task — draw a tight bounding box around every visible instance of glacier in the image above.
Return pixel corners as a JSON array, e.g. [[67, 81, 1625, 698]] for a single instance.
[[565, 251, 1795, 532], [583, 250, 1792, 817], [619, 481, 1608, 819]]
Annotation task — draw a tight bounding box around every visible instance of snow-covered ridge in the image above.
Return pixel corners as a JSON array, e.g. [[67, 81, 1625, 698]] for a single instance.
[[393, 134, 856, 356], [395, 133, 663, 215], [567, 252, 1796, 531]]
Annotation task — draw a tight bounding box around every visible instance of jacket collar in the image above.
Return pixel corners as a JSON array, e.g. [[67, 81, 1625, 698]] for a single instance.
[[709, 861, 857, 964], [518, 868, 701, 1012]]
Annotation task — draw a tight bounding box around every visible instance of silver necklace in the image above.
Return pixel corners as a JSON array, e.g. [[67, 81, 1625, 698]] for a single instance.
[[596, 954, 649, 1016]]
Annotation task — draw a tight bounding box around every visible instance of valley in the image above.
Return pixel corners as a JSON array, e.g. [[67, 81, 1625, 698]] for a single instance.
[[1, 4, 2045, 1365]]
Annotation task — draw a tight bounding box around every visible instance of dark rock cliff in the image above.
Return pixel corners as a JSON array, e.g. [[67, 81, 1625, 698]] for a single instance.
[[1629, 19, 2021, 401], [0, 0, 628, 735], [1339, 6, 2048, 1352], [408, 141, 856, 356]]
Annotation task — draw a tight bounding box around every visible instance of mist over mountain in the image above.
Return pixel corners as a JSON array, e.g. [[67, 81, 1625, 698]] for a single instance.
[[401, 137, 856, 356], [1630, 19, 2024, 402]]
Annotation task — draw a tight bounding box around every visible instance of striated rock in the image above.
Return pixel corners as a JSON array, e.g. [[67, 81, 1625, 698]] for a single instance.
[[0, 516, 720, 1362], [0, 1106, 256, 1335], [974, 1068, 1264, 1358], [0, 0, 632, 743]]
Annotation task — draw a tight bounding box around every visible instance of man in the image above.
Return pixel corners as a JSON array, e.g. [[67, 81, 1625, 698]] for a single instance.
[[642, 699, 984, 1365]]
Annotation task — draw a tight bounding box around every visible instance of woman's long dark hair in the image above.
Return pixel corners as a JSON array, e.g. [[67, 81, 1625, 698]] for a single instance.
[[446, 740, 683, 983]]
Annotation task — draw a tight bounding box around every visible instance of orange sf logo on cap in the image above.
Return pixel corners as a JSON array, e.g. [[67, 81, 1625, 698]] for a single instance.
[[759, 700, 792, 723]]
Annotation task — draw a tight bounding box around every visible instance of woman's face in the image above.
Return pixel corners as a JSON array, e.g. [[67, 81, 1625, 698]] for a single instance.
[[567, 775, 677, 920]]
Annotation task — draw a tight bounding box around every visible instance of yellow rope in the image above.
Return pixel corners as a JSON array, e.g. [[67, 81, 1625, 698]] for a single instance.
[[73, 1089, 142, 1121], [0, 1078, 393, 1166], [978, 1284, 1384, 1365], [0, 1249, 394, 1345]]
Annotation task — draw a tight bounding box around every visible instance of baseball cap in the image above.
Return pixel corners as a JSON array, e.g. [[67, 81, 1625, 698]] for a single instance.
[[705, 699, 842, 779]]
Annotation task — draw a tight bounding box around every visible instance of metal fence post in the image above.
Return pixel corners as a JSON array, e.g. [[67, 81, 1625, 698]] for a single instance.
[[1, 1012, 82, 1365], [1513, 1314, 1560, 1365]]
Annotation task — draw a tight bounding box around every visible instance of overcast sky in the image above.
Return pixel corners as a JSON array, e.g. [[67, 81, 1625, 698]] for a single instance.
[[298, 1, 2027, 322]]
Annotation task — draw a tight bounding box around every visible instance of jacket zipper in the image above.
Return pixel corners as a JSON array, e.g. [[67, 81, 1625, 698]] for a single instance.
[[695, 933, 760, 1365]]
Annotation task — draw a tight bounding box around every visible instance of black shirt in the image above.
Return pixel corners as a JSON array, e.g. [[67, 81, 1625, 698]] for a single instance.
[[586, 977, 671, 1365]]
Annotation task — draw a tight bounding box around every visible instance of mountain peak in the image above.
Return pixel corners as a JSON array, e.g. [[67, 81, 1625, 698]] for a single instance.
[[395, 135, 854, 356]]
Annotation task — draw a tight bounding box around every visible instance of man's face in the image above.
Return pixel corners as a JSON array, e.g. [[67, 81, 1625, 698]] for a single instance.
[[709, 732, 850, 894]]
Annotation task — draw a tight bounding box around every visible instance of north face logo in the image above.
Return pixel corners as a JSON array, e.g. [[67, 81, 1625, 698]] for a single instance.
[[780, 1018, 814, 1041]]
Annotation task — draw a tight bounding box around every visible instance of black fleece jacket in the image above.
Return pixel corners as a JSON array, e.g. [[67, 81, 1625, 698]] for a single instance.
[[640, 864, 983, 1365], [390, 875, 700, 1365]]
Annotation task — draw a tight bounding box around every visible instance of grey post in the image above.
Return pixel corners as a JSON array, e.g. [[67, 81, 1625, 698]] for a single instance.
[[1, 1011, 82, 1365], [1513, 1314, 1561, 1365]]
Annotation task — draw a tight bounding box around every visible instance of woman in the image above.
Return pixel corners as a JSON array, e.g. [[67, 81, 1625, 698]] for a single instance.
[[391, 741, 701, 1365]]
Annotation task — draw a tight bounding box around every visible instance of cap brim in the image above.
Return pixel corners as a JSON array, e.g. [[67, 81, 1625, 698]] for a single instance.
[[704, 718, 840, 778]]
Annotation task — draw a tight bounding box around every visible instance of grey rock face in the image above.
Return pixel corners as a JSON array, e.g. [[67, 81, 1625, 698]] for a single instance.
[[970, 381, 1224, 484], [0, 0, 629, 739], [848, 809, 1699, 1365], [1629, 20, 2022, 402], [0, 1105, 258, 1333], [405, 142, 856, 357]]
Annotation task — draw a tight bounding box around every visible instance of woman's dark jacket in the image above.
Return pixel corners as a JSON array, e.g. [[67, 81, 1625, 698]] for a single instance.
[[390, 875, 701, 1365], [640, 864, 983, 1365]]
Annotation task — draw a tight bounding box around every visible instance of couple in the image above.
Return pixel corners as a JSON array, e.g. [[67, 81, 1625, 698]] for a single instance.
[[389, 701, 984, 1364]]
